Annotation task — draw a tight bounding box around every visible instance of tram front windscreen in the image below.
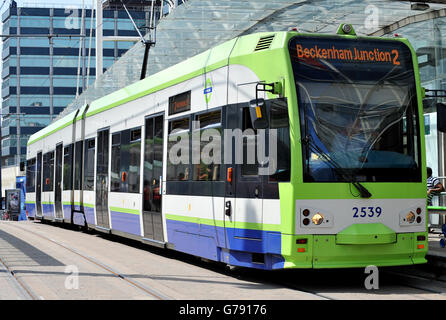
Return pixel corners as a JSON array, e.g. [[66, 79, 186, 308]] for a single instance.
[[289, 36, 421, 183]]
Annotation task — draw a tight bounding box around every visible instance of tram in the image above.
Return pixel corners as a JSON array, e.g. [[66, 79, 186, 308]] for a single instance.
[[25, 24, 435, 269]]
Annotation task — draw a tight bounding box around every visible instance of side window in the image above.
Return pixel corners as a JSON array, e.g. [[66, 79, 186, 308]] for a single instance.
[[167, 117, 190, 181], [74, 140, 83, 190], [193, 110, 221, 181], [110, 127, 141, 193], [63, 144, 73, 190], [26, 158, 36, 193], [111, 133, 121, 192], [269, 102, 291, 182], [83, 138, 95, 191], [43, 151, 54, 192], [128, 128, 141, 193], [241, 107, 259, 177]]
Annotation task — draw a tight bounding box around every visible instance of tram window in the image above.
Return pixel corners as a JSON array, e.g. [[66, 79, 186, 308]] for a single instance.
[[112, 132, 121, 145], [193, 110, 221, 181], [111, 132, 121, 192], [26, 158, 36, 193], [167, 117, 190, 181], [110, 128, 141, 193], [74, 141, 83, 190], [241, 107, 259, 177], [83, 138, 95, 191], [42, 151, 54, 192], [128, 128, 141, 193], [269, 102, 290, 182], [63, 144, 73, 190]]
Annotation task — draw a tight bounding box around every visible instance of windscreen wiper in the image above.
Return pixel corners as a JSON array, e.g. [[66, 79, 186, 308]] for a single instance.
[[305, 137, 372, 198]]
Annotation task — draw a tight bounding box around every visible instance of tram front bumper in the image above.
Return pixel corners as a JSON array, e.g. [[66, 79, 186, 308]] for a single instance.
[[282, 232, 428, 269]]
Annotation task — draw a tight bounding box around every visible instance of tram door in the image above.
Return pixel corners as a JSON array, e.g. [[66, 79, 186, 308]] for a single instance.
[[142, 114, 164, 242], [95, 129, 110, 229], [54, 143, 63, 219], [36, 151, 43, 217], [224, 104, 264, 238]]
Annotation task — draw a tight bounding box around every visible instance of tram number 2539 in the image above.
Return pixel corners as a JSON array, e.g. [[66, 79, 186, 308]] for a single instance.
[[352, 206, 382, 218]]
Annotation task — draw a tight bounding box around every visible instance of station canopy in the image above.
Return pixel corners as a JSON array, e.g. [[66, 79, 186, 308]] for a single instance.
[[55, 0, 446, 120]]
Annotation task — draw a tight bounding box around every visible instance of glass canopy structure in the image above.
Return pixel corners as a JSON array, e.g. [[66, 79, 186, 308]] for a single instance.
[[57, 0, 446, 118]]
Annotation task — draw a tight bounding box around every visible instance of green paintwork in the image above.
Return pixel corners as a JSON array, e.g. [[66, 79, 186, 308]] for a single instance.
[[165, 213, 281, 232], [336, 223, 396, 245], [109, 206, 140, 215], [311, 233, 426, 268], [428, 206, 446, 211], [336, 23, 357, 36], [62, 202, 94, 208], [204, 78, 212, 104]]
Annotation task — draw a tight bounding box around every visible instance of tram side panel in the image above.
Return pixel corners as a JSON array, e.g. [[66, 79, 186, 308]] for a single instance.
[[163, 66, 230, 259], [225, 63, 287, 269], [85, 86, 160, 237], [55, 123, 78, 223]]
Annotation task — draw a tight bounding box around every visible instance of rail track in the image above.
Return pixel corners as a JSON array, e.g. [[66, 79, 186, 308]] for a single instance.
[[3, 222, 172, 300]]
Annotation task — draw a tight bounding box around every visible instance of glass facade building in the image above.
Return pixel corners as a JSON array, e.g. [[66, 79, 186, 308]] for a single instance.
[[1, 1, 151, 167]]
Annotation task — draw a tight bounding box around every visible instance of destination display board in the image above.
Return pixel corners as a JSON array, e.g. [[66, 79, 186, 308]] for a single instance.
[[289, 36, 412, 71], [169, 90, 191, 115]]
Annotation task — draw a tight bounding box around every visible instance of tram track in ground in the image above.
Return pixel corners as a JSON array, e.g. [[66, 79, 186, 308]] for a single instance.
[[6, 221, 445, 300], [227, 263, 446, 299], [0, 256, 39, 300], [223, 267, 336, 300], [381, 260, 446, 296], [3, 222, 172, 300], [382, 270, 446, 295], [3, 221, 335, 300]]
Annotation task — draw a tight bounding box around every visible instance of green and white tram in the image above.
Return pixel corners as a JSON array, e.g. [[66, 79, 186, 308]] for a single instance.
[[25, 24, 435, 269]]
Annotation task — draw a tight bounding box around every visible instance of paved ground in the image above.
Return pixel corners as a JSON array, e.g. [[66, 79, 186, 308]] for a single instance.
[[0, 220, 445, 300]]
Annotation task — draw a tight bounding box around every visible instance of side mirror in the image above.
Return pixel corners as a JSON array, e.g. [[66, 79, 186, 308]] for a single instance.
[[248, 98, 269, 129], [437, 103, 446, 133]]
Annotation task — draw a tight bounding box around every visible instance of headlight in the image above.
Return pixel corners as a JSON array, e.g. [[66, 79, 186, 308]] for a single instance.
[[406, 211, 415, 223], [312, 213, 324, 225]]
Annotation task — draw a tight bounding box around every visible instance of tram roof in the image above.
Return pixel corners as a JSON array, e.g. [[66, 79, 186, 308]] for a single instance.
[[53, 0, 446, 122], [27, 31, 284, 146], [29, 0, 446, 146]]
